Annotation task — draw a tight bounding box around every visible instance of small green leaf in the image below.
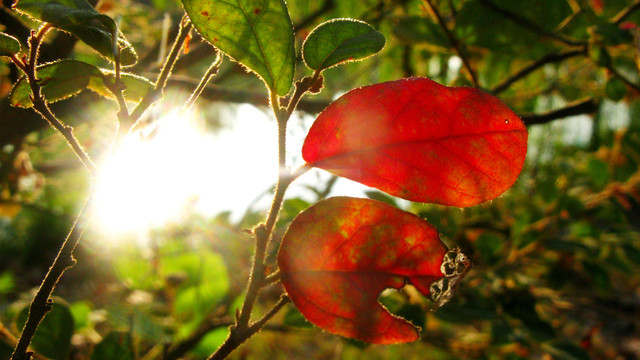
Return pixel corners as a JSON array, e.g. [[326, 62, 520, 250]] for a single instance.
[[182, 0, 295, 96], [605, 77, 627, 102], [14, 0, 137, 65], [10, 59, 102, 108], [88, 71, 154, 103], [0, 272, 15, 294], [0, 32, 21, 56], [587, 158, 609, 188], [91, 331, 134, 360], [9, 59, 153, 107], [302, 19, 385, 71], [15, 301, 74, 360]]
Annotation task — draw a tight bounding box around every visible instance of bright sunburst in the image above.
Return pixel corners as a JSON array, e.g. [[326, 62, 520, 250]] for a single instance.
[[93, 105, 278, 233]]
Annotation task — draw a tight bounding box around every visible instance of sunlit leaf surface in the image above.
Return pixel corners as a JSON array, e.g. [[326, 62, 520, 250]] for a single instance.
[[0, 32, 21, 56], [302, 77, 528, 206], [279, 196, 450, 344], [302, 19, 385, 71], [14, 0, 137, 65], [182, 0, 295, 96]]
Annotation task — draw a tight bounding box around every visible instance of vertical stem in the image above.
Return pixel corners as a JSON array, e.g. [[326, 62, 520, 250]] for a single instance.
[[11, 196, 92, 360], [185, 51, 222, 110], [423, 0, 479, 87]]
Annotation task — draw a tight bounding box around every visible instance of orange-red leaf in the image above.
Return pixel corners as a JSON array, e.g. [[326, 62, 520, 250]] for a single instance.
[[302, 77, 528, 207], [278, 197, 464, 344]]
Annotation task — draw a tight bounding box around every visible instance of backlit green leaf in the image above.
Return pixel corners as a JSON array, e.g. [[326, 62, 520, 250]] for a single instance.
[[88, 71, 154, 103], [0, 32, 21, 56], [302, 19, 385, 71], [605, 77, 627, 101], [10, 59, 102, 108], [182, 0, 295, 96], [16, 301, 74, 360], [10, 59, 154, 107], [14, 0, 137, 65]]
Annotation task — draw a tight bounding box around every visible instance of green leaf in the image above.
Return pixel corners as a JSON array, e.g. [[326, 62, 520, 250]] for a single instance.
[[10, 59, 102, 108], [88, 71, 154, 103], [0, 32, 21, 56], [302, 19, 385, 71], [14, 0, 137, 65], [587, 158, 609, 188], [10, 59, 153, 107], [605, 77, 627, 101], [16, 301, 74, 360], [91, 331, 134, 360], [182, 0, 295, 96], [0, 272, 15, 294], [70, 301, 92, 329]]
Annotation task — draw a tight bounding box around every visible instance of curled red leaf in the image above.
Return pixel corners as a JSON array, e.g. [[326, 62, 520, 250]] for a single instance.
[[278, 196, 467, 344], [302, 77, 528, 207]]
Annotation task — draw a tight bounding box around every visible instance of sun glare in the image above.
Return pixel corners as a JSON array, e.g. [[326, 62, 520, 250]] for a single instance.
[[93, 105, 278, 234]]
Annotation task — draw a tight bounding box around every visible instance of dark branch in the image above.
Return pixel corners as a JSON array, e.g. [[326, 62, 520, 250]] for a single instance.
[[492, 49, 585, 94], [521, 98, 599, 126], [476, 0, 585, 47], [167, 77, 331, 114], [607, 65, 640, 94], [423, 0, 479, 87], [613, 0, 640, 24]]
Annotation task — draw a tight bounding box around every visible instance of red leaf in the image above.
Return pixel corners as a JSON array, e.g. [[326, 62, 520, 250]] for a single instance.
[[278, 196, 470, 344], [302, 78, 528, 207]]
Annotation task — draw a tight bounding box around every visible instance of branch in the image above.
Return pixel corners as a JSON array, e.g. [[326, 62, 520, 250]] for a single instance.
[[521, 98, 599, 126], [491, 49, 585, 94], [11, 26, 97, 176], [127, 16, 193, 132], [423, 0, 479, 87], [167, 77, 331, 113], [164, 316, 234, 360], [184, 50, 222, 110], [476, 0, 585, 47], [207, 296, 290, 360], [10, 194, 92, 360], [607, 65, 640, 94], [612, 0, 640, 24]]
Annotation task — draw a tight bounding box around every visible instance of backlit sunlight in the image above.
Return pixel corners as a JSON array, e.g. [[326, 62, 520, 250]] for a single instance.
[[93, 105, 278, 233]]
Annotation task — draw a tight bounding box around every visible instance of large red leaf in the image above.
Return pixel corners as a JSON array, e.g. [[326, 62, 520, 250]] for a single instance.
[[278, 196, 470, 344], [302, 77, 528, 207]]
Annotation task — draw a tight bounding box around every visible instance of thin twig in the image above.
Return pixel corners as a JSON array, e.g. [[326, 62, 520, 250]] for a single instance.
[[423, 0, 479, 87], [264, 271, 281, 284], [164, 317, 234, 360], [607, 65, 640, 94], [476, 0, 586, 47], [10, 194, 92, 360], [11, 25, 97, 176], [521, 98, 599, 126], [613, 0, 640, 24], [128, 16, 193, 132], [286, 70, 322, 117], [207, 296, 290, 360], [491, 49, 585, 94], [185, 50, 222, 110]]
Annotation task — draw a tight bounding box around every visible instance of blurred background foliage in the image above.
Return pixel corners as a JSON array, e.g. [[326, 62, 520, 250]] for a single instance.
[[1, 0, 640, 359]]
